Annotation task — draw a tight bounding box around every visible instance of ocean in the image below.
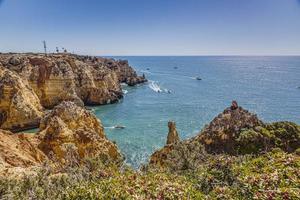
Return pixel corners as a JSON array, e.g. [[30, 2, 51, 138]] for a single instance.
[[90, 56, 300, 168]]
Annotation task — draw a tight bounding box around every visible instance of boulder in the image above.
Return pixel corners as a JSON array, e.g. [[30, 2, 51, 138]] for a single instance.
[[230, 100, 238, 110], [8, 56, 21, 66]]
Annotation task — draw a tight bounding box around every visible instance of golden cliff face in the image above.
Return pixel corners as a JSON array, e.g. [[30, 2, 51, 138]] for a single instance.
[[37, 101, 122, 163], [27, 57, 83, 108], [0, 101, 123, 173], [0, 53, 146, 131], [0, 66, 44, 131], [0, 130, 46, 169], [71, 58, 123, 105]]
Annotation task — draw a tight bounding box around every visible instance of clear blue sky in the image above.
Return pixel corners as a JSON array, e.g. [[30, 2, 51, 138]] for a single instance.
[[0, 0, 300, 55]]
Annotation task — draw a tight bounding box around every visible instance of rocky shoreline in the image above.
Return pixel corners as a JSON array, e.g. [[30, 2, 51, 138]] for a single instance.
[[0, 53, 147, 132], [150, 102, 300, 170], [0, 54, 299, 198]]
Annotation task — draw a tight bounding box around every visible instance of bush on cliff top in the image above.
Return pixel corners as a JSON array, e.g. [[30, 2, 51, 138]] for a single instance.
[[0, 151, 299, 200], [237, 121, 300, 154]]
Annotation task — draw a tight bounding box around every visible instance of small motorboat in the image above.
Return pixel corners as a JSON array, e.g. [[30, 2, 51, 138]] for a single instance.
[[195, 77, 202, 80], [114, 125, 126, 129]]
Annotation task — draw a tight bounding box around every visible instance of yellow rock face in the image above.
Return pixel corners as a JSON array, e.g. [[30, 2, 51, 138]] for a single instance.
[[0, 66, 44, 131], [0, 129, 46, 168], [0, 101, 123, 174], [0, 53, 146, 130], [37, 101, 123, 163]]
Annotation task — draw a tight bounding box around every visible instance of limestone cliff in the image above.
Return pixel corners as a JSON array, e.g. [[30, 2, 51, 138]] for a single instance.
[[0, 53, 146, 109], [150, 102, 300, 170], [0, 129, 45, 168], [37, 101, 123, 163], [0, 53, 146, 130], [0, 101, 123, 173], [0, 66, 44, 131], [102, 58, 147, 86]]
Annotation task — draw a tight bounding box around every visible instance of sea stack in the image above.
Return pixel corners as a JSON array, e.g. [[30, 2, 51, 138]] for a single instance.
[[166, 121, 180, 145]]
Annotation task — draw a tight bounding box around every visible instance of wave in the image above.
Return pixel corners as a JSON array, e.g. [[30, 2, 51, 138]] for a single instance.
[[122, 89, 128, 94], [140, 70, 152, 74], [104, 126, 115, 129], [148, 80, 171, 93], [149, 81, 163, 93]]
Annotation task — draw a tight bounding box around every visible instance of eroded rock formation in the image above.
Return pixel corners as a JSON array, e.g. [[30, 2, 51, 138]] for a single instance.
[[0, 53, 146, 130], [166, 121, 180, 145], [38, 101, 122, 163], [0, 66, 44, 131], [0, 101, 123, 173], [196, 104, 263, 154], [150, 103, 300, 170], [0, 129, 45, 168]]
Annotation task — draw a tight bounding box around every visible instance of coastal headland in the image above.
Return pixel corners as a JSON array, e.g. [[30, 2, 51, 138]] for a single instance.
[[0, 53, 299, 199], [0, 53, 147, 132]]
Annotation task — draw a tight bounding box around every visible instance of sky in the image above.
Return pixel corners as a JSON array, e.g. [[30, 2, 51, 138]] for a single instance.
[[0, 0, 300, 56]]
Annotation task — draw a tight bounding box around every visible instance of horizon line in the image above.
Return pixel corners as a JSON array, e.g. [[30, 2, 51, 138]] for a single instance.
[[1, 51, 300, 57]]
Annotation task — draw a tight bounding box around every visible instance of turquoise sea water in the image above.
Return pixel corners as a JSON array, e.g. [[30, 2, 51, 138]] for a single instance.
[[90, 56, 300, 168]]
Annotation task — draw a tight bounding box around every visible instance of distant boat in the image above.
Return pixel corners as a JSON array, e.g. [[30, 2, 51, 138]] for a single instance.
[[114, 125, 126, 129], [146, 68, 150, 70], [195, 77, 202, 80]]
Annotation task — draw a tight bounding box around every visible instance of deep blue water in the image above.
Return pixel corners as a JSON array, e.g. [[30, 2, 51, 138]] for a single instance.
[[90, 56, 300, 168]]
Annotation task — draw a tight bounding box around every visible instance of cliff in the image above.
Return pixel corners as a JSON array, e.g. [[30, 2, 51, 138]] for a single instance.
[[150, 102, 300, 170], [0, 53, 146, 131], [0, 101, 122, 173], [38, 101, 122, 164], [0, 130, 45, 169], [0, 66, 44, 131], [0, 102, 299, 199]]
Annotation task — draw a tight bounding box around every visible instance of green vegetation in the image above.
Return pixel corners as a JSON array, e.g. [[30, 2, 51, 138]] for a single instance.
[[0, 151, 299, 200], [237, 122, 300, 154], [0, 121, 299, 199]]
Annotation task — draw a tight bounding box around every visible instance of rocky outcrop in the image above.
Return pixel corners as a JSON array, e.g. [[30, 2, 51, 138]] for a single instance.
[[150, 121, 206, 170], [0, 101, 123, 173], [196, 103, 263, 154], [0, 53, 146, 109], [102, 58, 147, 86], [0, 66, 44, 131], [150, 102, 300, 170], [71, 58, 123, 105], [0, 129, 46, 168], [0, 53, 146, 131], [37, 101, 123, 163], [166, 121, 180, 145]]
